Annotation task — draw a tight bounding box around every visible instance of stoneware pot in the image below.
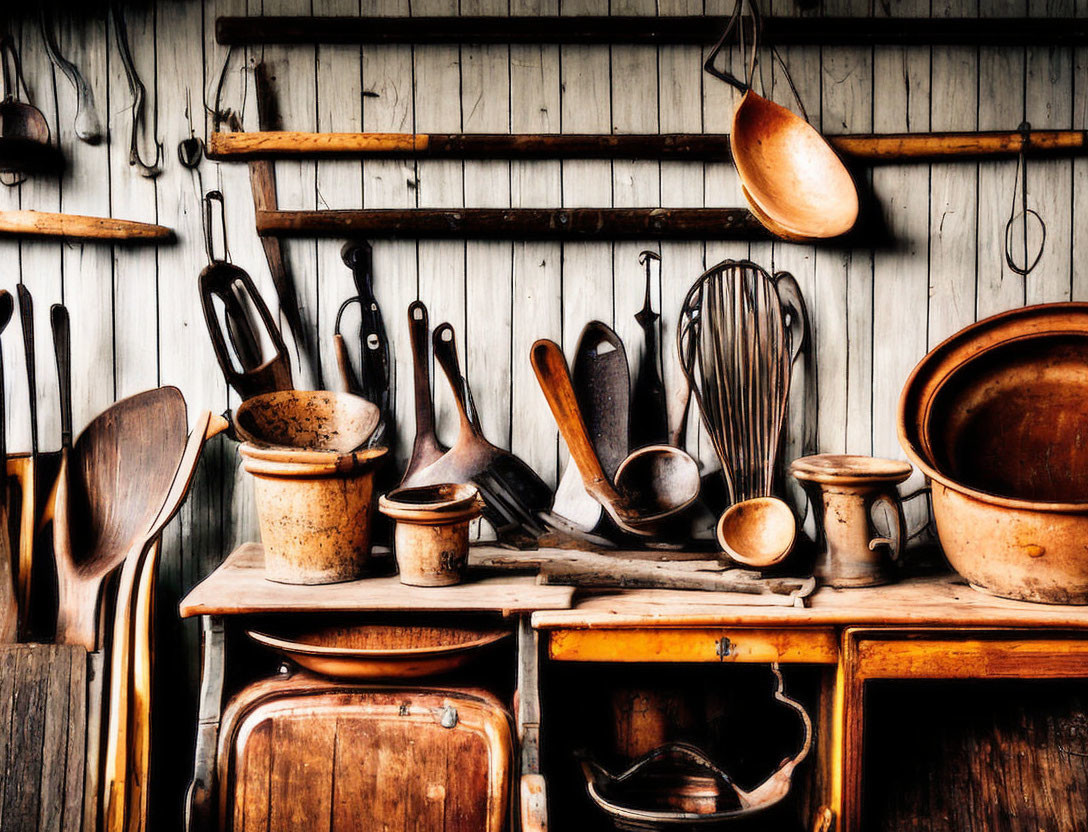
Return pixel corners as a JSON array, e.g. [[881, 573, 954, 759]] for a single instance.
[[241, 444, 387, 585], [379, 483, 483, 587], [790, 454, 913, 588], [899, 302, 1088, 604]]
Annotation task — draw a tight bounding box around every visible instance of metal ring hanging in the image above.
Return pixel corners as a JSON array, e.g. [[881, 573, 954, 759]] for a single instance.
[[1004, 121, 1046, 277]]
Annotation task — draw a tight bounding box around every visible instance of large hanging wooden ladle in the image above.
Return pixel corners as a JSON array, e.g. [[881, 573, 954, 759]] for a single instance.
[[705, 0, 858, 240]]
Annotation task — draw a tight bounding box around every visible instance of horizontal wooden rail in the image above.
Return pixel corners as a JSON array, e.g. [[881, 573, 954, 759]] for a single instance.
[[209, 130, 1088, 163], [0, 211, 175, 244], [216, 16, 1088, 46], [255, 208, 770, 240]]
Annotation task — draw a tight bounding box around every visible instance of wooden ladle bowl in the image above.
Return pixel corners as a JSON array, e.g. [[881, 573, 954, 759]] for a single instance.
[[614, 445, 701, 527], [731, 91, 858, 240], [235, 389, 380, 453], [716, 496, 797, 569]]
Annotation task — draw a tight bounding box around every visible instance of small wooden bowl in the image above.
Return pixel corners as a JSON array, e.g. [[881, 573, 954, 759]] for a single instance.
[[716, 497, 797, 569], [247, 622, 511, 680]]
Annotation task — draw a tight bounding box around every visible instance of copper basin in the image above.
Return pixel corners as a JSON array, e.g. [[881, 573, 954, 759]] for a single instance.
[[899, 303, 1088, 604]]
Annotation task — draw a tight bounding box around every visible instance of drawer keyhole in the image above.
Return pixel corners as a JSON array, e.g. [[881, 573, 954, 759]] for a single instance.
[[716, 637, 733, 660]]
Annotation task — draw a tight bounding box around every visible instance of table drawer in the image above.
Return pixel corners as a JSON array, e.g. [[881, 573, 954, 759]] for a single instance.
[[547, 627, 838, 664]]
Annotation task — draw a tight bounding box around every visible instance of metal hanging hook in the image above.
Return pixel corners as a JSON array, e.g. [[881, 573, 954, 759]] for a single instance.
[[202, 190, 230, 266], [112, 3, 163, 178], [1004, 121, 1046, 277]]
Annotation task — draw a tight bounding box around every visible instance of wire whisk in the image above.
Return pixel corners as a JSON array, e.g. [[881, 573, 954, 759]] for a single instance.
[[677, 259, 808, 506]]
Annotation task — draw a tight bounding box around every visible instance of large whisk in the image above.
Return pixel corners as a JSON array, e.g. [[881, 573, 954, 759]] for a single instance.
[[677, 259, 807, 506]]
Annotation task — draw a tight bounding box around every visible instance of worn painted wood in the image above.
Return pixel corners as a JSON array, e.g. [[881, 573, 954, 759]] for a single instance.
[[178, 542, 575, 617], [531, 573, 1088, 630]]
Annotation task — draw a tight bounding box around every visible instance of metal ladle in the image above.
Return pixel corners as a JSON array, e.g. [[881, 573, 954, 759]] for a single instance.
[[531, 338, 700, 537], [705, 0, 858, 240], [0, 36, 52, 187]]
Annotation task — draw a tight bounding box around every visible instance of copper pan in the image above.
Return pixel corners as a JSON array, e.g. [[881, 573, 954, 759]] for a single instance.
[[898, 302, 1088, 604], [247, 622, 510, 679], [705, 1, 858, 241]]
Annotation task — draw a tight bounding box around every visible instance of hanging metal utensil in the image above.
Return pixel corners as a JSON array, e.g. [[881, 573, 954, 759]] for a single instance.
[[177, 88, 204, 169], [200, 190, 263, 372], [678, 259, 808, 568], [199, 190, 292, 401], [334, 241, 391, 445], [111, 3, 163, 178], [631, 251, 668, 448], [40, 9, 102, 145], [0, 36, 54, 187], [1004, 121, 1046, 277]]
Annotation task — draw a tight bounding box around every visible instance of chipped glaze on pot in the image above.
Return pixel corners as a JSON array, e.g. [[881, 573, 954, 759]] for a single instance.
[[241, 445, 387, 585]]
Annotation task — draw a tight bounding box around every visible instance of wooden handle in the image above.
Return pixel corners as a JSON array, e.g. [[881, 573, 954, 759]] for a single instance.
[[830, 130, 1088, 161], [432, 323, 477, 435], [520, 774, 548, 832], [50, 303, 71, 449], [255, 208, 769, 241], [210, 129, 1088, 164], [0, 210, 174, 242], [408, 301, 441, 447], [332, 333, 361, 395], [530, 339, 618, 503]]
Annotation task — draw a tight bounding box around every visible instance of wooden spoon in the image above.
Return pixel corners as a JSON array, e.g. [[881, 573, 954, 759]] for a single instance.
[[531, 339, 699, 537], [52, 387, 188, 651], [399, 300, 447, 485], [103, 410, 223, 832]]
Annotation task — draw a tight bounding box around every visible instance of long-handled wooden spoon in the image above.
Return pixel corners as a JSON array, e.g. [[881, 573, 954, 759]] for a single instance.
[[531, 339, 699, 537], [103, 410, 221, 832]]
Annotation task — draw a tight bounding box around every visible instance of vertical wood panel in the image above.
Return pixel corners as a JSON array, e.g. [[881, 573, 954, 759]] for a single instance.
[[413, 0, 466, 445], [462, 0, 513, 459], [362, 0, 417, 471], [510, 0, 563, 485], [13, 20, 62, 454], [928, 0, 979, 348], [817, 0, 872, 454], [315, 0, 363, 398], [977, 0, 1027, 319], [1025, 0, 1074, 305], [57, 10, 113, 435]]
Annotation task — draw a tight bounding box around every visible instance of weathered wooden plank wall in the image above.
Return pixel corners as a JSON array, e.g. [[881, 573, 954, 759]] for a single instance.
[[1, 0, 1085, 826]]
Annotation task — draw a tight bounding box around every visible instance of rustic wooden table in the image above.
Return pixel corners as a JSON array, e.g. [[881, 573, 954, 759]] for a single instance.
[[177, 543, 574, 832], [180, 545, 1088, 832], [532, 571, 1088, 832]]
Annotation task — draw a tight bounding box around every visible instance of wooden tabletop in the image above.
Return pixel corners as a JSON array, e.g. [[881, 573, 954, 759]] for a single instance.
[[531, 573, 1088, 630], [178, 543, 575, 618]]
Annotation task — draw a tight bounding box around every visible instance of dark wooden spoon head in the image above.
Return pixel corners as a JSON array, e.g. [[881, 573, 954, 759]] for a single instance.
[[68, 387, 188, 573]]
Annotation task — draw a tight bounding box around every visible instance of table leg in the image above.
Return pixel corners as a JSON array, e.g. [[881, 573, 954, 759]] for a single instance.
[[184, 616, 226, 832], [831, 628, 865, 832], [517, 617, 547, 832]]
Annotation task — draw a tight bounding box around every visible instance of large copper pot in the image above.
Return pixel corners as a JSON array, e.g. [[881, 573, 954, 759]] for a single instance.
[[898, 303, 1088, 604]]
